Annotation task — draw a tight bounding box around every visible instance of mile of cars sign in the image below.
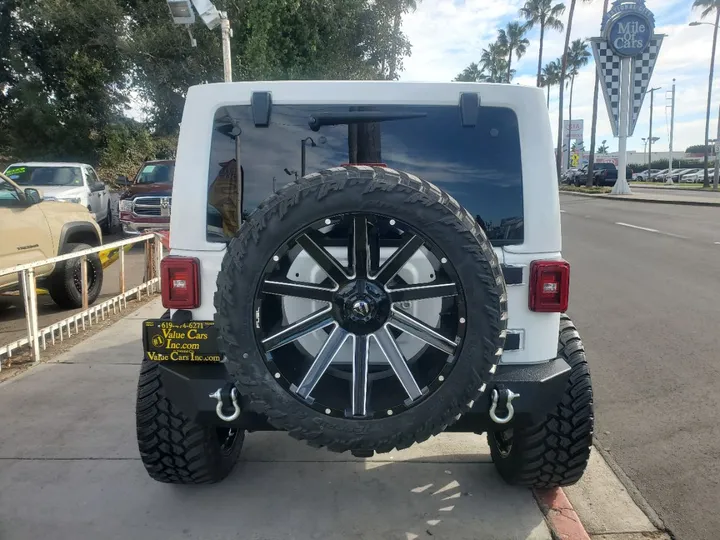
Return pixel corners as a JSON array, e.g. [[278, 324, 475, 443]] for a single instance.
[[591, 0, 662, 137]]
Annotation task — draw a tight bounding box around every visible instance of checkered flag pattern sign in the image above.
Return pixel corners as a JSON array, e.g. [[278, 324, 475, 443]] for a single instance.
[[592, 40, 621, 137], [629, 35, 664, 136]]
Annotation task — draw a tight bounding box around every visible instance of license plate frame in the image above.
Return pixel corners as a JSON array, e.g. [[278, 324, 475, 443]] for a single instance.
[[142, 319, 221, 362]]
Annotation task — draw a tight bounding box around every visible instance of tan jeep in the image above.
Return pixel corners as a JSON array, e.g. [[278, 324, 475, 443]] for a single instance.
[[0, 172, 104, 309]]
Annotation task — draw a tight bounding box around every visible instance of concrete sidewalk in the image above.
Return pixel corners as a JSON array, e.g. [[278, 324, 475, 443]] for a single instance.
[[561, 188, 720, 206], [0, 300, 668, 540]]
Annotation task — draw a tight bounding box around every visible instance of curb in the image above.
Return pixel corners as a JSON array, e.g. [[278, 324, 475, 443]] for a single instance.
[[534, 488, 591, 540], [559, 190, 720, 207]]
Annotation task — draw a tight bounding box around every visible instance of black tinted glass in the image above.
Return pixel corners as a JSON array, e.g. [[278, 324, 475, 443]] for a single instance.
[[207, 104, 523, 245]]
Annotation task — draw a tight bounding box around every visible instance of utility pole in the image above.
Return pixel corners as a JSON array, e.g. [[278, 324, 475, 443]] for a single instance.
[[668, 80, 675, 177], [647, 86, 660, 180], [220, 13, 232, 82], [714, 104, 720, 191]]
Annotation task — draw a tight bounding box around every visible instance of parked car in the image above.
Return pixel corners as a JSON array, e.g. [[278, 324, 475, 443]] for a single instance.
[[118, 160, 175, 235], [674, 168, 702, 183], [634, 168, 660, 181], [650, 169, 669, 181], [3, 162, 112, 233], [0, 172, 104, 308], [562, 168, 583, 184], [679, 169, 708, 183]]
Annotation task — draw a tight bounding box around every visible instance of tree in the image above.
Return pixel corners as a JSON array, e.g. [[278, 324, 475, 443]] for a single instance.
[[692, 0, 720, 187], [519, 0, 565, 87], [454, 62, 486, 82], [387, 0, 421, 80], [564, 39, 590, 170], [1, 0, 415, 163], [497, 22, 529, 83], [555, 0, 593, 179], [541, 59, 561, 108], [597, 140, 609, 154], [686, 144, 714, 153], [1, 0, 129, 162], [481, 42, 512, 82], [454, 40, 513, 84], [587, 0, 611, 188]]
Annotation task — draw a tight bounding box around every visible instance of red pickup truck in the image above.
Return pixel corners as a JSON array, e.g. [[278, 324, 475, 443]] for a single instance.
[[118, 160, 174, 236]]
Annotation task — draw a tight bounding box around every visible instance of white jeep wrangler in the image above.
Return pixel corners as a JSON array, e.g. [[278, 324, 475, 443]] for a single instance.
[[136, 81, 593, 488]]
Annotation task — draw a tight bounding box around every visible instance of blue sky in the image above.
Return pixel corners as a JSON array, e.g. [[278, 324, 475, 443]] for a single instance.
[[400, 0, 718, 154]]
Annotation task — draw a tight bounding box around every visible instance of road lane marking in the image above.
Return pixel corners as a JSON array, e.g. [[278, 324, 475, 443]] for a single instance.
[[615, 222, 688, 239], [715, 242, 720, 245], [560, 210, 566, 213], [615, 222, 658, 233]]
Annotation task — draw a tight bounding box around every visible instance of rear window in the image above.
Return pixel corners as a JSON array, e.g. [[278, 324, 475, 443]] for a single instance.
[[135, 163, 174, 184], [595, 163, 616, 170], [4, 165, 83, 187], [206, 104, 523, 245]]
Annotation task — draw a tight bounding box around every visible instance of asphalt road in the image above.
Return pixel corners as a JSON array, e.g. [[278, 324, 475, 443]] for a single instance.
[[560, 194, 720, 540]]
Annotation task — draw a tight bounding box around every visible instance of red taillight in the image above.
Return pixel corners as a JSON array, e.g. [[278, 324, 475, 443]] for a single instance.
[[529, 260, 570, 313], [161, 257, 200, 309]]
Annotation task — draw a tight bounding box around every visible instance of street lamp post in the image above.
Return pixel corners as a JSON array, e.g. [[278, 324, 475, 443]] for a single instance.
[[690, 17, 720, 187], [714, 104, 720, 191], [647, 87, 661, 179], [167, 0, 233, 82]]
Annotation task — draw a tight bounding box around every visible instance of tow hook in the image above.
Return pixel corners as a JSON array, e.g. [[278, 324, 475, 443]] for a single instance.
[[209, 385, 241, 422], [489, 387, 520, 425]]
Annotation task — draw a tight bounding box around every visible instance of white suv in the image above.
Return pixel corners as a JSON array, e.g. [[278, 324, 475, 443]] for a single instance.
[[135, 81, 594, 488]]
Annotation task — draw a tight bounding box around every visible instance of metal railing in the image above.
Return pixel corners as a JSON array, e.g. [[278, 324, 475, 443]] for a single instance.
[[0, 233, 164, 368]]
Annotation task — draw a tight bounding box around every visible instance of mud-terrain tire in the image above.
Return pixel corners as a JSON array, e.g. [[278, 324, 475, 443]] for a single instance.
[[47, 243, 104, 309], [488, 314, 594, 488], [136, 360, 244, 484], [214, 166, 508, 455]]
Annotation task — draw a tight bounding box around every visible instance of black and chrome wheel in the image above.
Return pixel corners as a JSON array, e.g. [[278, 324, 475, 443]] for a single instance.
[[256, 212, 466, 419], [215, 166, 507, 455]]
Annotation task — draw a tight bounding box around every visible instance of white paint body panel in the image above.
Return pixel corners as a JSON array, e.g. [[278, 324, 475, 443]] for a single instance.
[[169, 81, 563, 364]]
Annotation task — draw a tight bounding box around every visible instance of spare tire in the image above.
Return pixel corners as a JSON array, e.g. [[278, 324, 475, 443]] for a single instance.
[[215, 166, 507, 455]]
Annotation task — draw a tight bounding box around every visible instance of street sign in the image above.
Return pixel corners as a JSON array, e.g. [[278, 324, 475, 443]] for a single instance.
[[629, 35, 663, 136], [593, 0, 660, 195], [592, 40, 621, 137], [563, 120, 584, 142]]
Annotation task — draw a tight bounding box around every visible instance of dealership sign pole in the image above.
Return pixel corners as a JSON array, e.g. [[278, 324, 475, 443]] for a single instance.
[[591, 0, 661, 195]]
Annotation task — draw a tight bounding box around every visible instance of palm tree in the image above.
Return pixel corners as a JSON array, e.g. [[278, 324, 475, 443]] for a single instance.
[[565, 39, 591, 169], [542, 59, 561, 108], [520, 0, 566, 87], [693, 0, 720, 187], [555, 0, 593, 179], [388, 0, 421, 80], [480, 42, 511, 82], [454, 62, 486, 82], [497, 22, 529, 83], [597, 140, 609, 154], [587, 0, 611, 186]]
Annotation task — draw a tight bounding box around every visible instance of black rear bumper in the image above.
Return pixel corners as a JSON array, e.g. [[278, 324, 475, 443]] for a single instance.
[[154, 357, 571, 433]]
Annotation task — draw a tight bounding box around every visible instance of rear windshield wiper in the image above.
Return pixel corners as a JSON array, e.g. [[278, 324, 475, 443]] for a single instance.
[[308, 111, 427, 131]]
